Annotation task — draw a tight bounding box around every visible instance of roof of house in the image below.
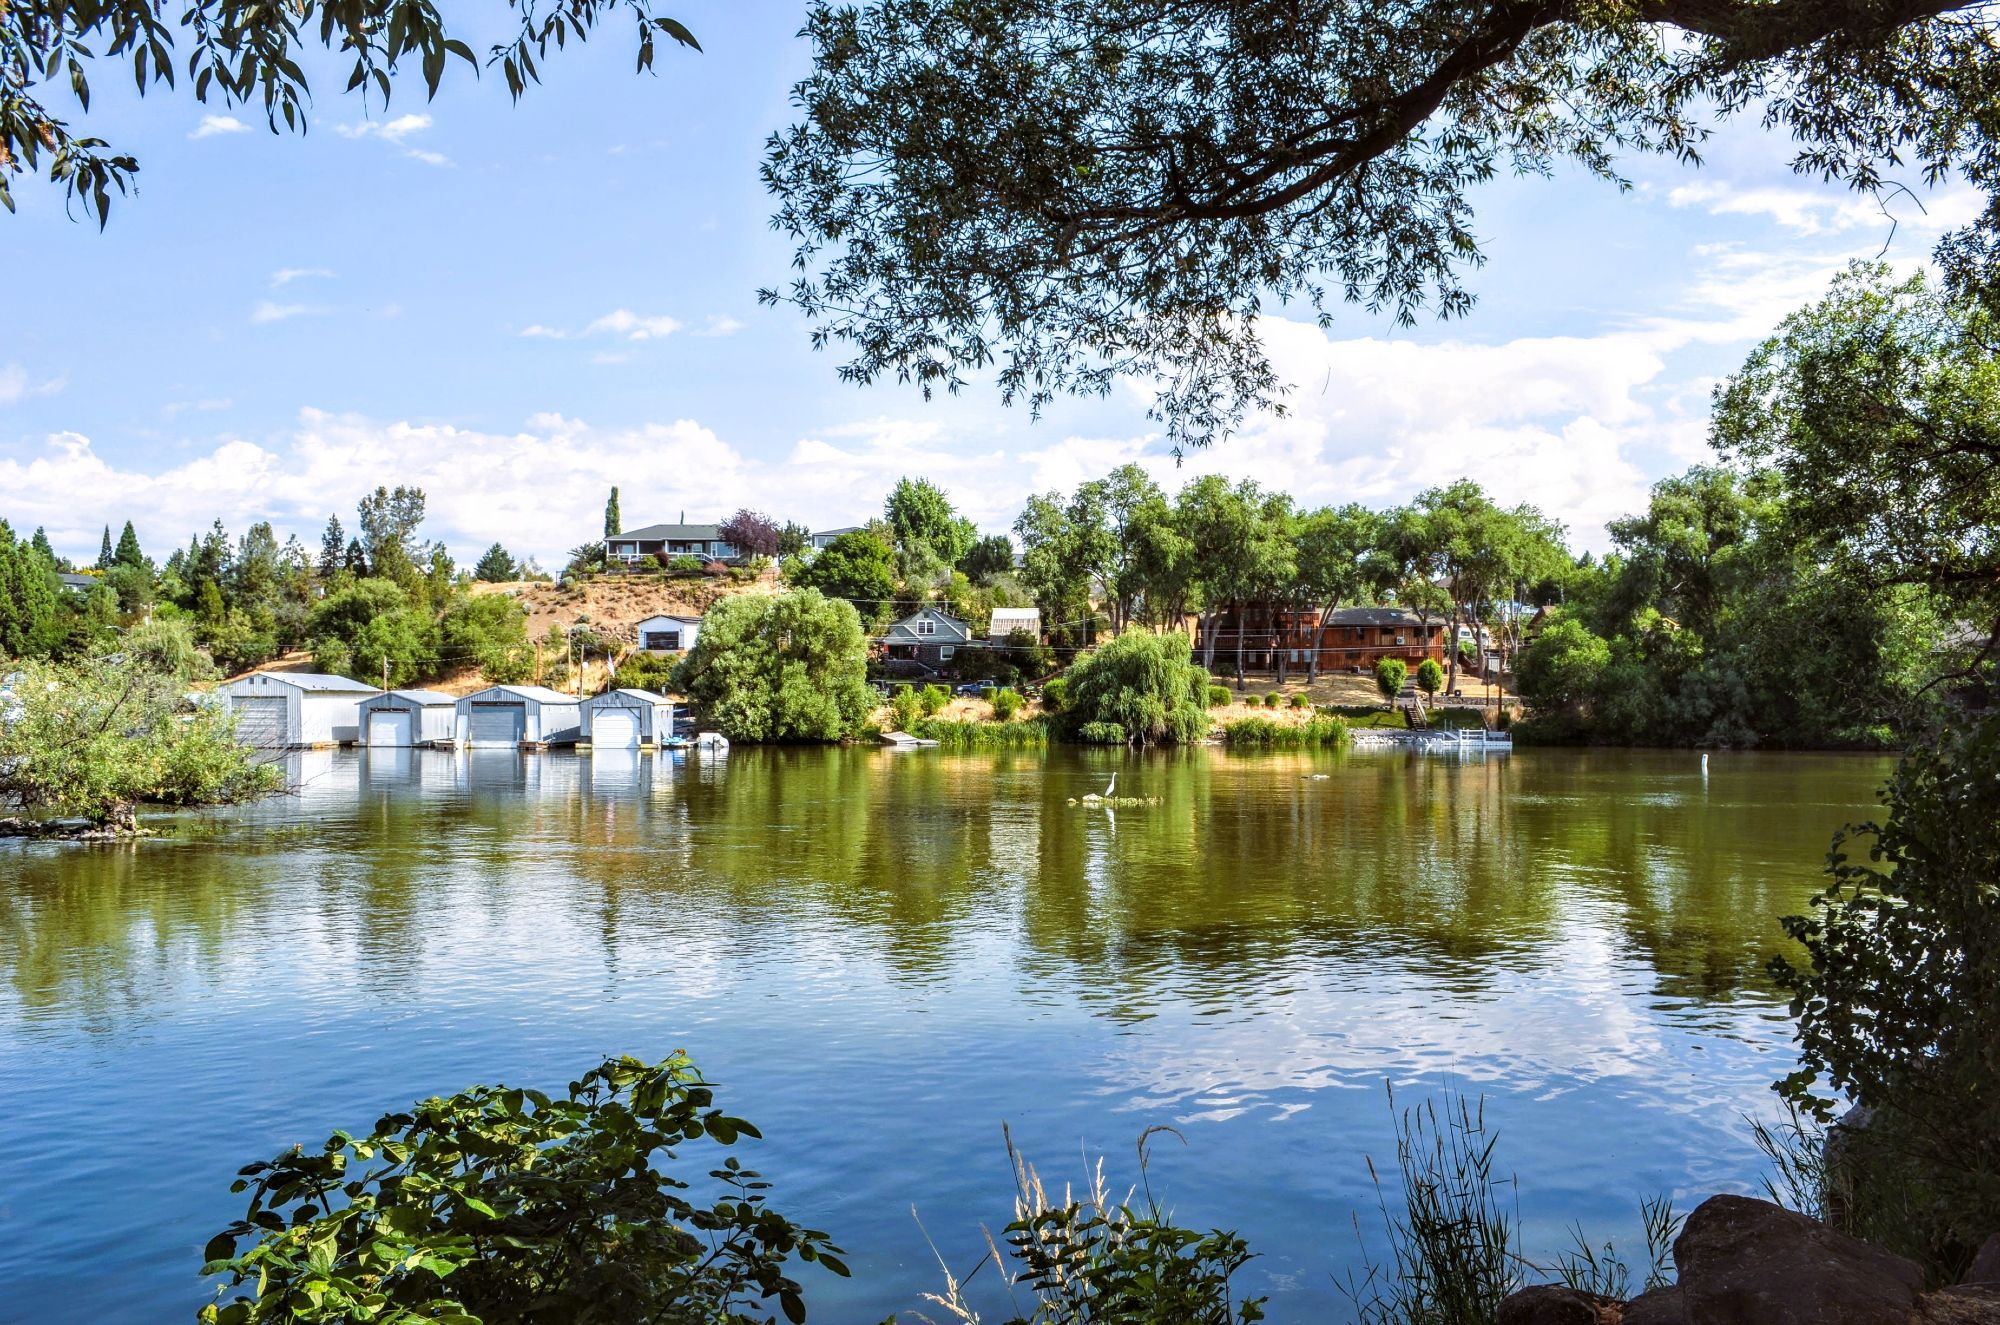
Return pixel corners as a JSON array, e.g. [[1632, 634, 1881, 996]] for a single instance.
[[610, 523, 724, 542], [635, 613, 703, 626], [812, 525, 865, 538], [229, 671, 377, 693], [365, 688, 456, 705], [885, 607, 973, 643], [1325, 607, 1436, 628], [989, 607, 1041, 630], [58, 572, 97, 590], [464, 684, 581, 705], [590, 687, 670, 703]]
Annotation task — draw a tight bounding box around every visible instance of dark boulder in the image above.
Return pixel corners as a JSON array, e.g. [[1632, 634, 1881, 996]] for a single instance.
[[1494, 1284, 1617, 1325], [1620, 1284, 1686, 1325], [1967, 1234, 2000, 1286], [1674, 1194, 1925, 1325], [1919, 1283, 2000, 1324]]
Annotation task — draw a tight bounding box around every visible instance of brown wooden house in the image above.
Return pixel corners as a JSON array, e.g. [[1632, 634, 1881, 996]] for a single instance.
[[1196, 605, 1448, 675]]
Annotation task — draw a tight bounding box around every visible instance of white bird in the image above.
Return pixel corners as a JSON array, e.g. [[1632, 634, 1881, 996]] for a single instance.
[[1081, 771, 1117, 802]]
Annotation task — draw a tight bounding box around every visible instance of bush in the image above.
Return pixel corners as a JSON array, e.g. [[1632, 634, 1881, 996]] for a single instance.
[[198, 1054, 848, 1325], [1206, 685, 1232, 708], [1040, 676, 1067, 712], [1290, 692, 1310, 708], [1076, 721, 1128, 745], [1262, 691, 1281, 708], [668, 554, 705, 574], [674, 590, 874, 742], [889, 686, 922, 730], [1375, 657, 1408, 702], [1772, 712, 2000, 1275], [1416, 658, 1445, 697], [1053, 632, 1211, 746], [1222, 715, 1349, 749], [440, 592, 529, 680], [919, 683, 950, 716], [611, 652, 678, 694], [991, 687, 1024, 720]]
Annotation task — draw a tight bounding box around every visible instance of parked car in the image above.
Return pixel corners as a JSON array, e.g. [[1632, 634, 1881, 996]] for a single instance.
[[954, 679, 999, 696]]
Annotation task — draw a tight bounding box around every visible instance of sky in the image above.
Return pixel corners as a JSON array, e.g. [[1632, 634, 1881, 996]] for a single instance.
[[0, 3, 1981, 568]]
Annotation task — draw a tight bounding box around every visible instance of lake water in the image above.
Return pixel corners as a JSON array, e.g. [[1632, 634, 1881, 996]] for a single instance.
[[0, 744, 1890, 1322]]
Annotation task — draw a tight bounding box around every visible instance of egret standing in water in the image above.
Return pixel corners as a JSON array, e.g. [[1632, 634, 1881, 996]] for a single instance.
[[1081, 771, 1117, 802]]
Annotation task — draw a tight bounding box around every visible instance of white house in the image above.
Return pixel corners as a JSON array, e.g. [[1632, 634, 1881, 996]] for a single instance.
[[357, 689, 457, 748], [807, 525, 865, 551], [582, 689, 674, 750], [988, 606, 1042, 642], [454, 685, 584, 749], [221, 672, 376, 748], [606, 523, 739, 566], [634, 614, 702, 654]]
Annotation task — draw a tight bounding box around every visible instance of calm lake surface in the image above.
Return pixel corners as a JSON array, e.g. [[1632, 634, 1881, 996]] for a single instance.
[[0, 745, 1890, 1322]]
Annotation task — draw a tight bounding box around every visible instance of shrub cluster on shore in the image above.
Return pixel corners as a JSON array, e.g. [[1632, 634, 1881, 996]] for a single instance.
[[1221, 714, 1350, 750]]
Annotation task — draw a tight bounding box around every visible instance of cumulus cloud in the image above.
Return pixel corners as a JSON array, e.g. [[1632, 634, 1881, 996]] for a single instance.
[[519, 310, 683, 342], [698, 315, 746, 337], [0, 364, 65, 405], [1667, 178, 1984, 241], [189, 114, 248, 140], [333, 113, 449, 165]]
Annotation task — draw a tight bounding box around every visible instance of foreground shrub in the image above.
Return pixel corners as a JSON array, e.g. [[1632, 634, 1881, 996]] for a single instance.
[[991, 687, 1024, 720], [919, 683, 950, 716], [199, 1054, 847, 1325], [925, 1130, 1265, 1325], [674, 590, 874, 742], [1772, 711, 2000, 1276], [1289, 692, 1310, 708], [1053, 633, 1211, 746], [1374, 657, 1408, 703], [1206, 685, 1231, 708]]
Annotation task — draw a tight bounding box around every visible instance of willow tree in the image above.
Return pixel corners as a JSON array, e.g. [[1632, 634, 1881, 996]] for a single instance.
[[3, 0, 698, 222], [764, 0, 2000, 445]]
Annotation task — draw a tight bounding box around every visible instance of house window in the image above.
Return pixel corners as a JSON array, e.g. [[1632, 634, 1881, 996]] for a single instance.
[[940, 645, 955, 659], [643, 630, 682, 651], [916, 618, 936, 637]]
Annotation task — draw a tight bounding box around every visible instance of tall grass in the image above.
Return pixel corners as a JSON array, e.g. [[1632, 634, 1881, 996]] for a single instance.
[[1222, 715, 1350, 749], [908, 718, 1050, 749], [1341, 1090, 1522, 1325]]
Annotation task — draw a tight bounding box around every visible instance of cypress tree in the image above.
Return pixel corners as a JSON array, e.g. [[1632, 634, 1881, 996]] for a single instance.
[[114, 520, 144, 568], [98, 525, 114, 570], [604, 487, 621, 540]]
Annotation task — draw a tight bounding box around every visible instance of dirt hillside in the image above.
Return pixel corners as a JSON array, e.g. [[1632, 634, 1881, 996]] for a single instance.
[[469, 568, 781, 645]]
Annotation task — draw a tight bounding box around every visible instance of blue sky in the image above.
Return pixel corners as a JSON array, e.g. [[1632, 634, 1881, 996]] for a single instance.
[[0, 3, 1978, 566]]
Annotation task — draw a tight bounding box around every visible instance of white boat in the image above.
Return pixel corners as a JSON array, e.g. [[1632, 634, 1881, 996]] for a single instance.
[[693, 731, 730, 751]]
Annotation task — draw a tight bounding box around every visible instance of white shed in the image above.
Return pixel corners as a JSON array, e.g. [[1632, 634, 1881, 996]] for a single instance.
[[634, 614, 702, 654], [222, 672, 375, 748], [454, 685, 584, 749], [582, 688, 674, 749], [358, 689, 457, 747], [988, 606, 1043, 642]]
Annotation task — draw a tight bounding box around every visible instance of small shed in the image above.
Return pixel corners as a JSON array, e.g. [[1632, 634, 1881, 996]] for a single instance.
[[221, 671, 375, 748], [582, 688, 674, 750], [634, 614, 702, 654], [454, 685, 584, 749], [988, 606, 1043, 642], [358, 689, 457, 747]]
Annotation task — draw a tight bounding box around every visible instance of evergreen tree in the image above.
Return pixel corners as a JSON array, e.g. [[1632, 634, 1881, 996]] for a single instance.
[[344, 538, 369, 577], [0, 521, 64, 659], [97, 525, 114, 570], [29, 527, 67, 572], [605, 487, 622, 540], [319, 515, 345, 579], [473, 543, 519, 583], [114, 521, 145, 569]]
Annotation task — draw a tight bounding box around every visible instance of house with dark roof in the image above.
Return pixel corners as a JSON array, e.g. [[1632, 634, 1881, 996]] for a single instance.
[[808, 525, 866, 551], [881, 606, 973, 673], [1197, 605, 1448, 675], [606, 523, 740, 566]]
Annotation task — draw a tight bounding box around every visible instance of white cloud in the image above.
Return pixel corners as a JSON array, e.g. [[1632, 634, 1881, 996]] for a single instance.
[[0, 365, 65, 405], [251, 301, 325, 324], [271, 267, 334, 288], [1667, 179, 1984, 240], [699, 315, 746, 337], [520, 310, 683, 342], [189, 114, 248, 140], [333, 113, 449, 165]]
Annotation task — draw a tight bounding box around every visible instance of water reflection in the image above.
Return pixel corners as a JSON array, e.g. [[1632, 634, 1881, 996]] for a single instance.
[[0, 746, 1889, 1322]]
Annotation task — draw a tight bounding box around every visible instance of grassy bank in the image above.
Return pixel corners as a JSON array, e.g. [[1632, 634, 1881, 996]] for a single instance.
[[1221, 714, 1351, 749], [906, 717, 1050, 748]]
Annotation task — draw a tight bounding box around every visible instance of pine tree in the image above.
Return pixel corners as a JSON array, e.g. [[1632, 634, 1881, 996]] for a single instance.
[[344, 537, 369, 576], [97, 525, 114, 570], [319, 515, 345, 578], [114, 520, 145, 569], [605, 487, 622, 540], [474, 543, 519, 583], [29, 527, 64, 571]]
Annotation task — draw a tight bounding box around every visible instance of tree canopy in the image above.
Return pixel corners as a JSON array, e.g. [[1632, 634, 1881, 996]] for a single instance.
[[4, 0, 697, 223], [765, 0, 2000, 444], [673, 589, 874, 742]]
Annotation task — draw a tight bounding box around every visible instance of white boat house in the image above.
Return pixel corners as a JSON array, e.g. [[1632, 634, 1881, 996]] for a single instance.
[[634, 613, 702, 654], [453, 685, 584, 749], [357, 689, 457, 748], [582, 689, 674, 750], [221, 672, 375, 749]]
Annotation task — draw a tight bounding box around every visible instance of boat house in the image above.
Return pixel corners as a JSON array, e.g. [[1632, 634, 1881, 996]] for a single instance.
[[220, 672, 375, 749]]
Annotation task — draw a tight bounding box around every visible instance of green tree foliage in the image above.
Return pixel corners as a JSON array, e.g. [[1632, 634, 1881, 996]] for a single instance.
[[959, 533, 1015, 585], [318, 516, 346, 580], [199, 1053, 846, 1325], [439, 593, 530, 680], [112, 520, 144, 569], [785, 529, 897, 619], [604, 486, 622, 541], [0, 519, 65, 659], [356, 486, 429, 592], [918, 682, 949, 716], [777, 521, 812, 557], [1512, 615, 1610, 728], [1053, 631, 1210, 745], [884, 477, 976, 586], [990, 687, 1023, 720], [6, 0, 698, 224], [0, 634, 276, 824], [674, 589, 873, 742], [96, 525, 113, 570], [764, 0, 1999, 445], [1375, 657, 1407, 703], [473, 543, 519, 583], [1015, 487, 1113, 649], [1772, 713, 2000, 1274], [1415, 658, 1444, 698]]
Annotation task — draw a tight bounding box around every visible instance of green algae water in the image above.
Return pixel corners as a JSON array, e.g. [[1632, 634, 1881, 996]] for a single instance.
[[0, 745, 1889, 1321]]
